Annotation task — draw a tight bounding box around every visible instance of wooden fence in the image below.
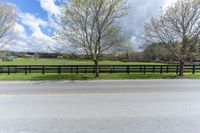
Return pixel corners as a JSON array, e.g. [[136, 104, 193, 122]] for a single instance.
[[0, 65, 200, 75]]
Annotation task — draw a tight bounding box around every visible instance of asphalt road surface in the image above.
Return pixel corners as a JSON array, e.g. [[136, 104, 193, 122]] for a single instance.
[[0, 80, 200, 133]]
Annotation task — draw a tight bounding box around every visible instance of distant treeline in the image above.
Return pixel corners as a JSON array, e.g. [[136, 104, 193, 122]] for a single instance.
[[1, 43, 200, 63]]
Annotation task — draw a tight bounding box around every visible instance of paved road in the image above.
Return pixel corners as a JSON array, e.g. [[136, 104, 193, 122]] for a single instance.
[[0, 80, 200, 133]]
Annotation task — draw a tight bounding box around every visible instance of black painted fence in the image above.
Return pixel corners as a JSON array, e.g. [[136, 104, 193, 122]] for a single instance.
[[0, 65, 200, 75]]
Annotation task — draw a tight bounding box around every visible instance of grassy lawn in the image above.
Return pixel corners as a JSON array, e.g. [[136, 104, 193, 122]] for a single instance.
[[0, 58, 164, 65], [0, 73, 199, 80]]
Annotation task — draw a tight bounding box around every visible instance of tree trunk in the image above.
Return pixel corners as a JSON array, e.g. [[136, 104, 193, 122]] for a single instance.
[[179, 60, 184, 76], [94, 60, 100, 77]]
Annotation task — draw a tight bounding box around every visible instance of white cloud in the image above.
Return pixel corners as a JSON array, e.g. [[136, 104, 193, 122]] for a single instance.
[[8, 11, 60, 52], [38, 0, 61, 31], [14, 23, 27, 38], [38, 0, 60, 16], [19, 13, 47, 38]]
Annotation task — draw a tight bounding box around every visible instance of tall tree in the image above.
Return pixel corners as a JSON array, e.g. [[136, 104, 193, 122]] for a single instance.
[[144, 0, 200, 76], [0, 1, 15, 49], [57, 0, 129, 77]]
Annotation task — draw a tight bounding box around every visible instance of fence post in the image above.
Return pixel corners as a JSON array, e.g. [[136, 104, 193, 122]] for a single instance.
[[192, 65, 196, 74], [8, 66, 10, 75], [160, 66, 163, 74], [167, 66, 169, 73], [25, 66, 27, 75], [58, 66, 61, 74], [143, 66, 146, 74], [127, 65, 130, 74], [42, 66, 45, 75], [76, 66, 78, 75], [0, 67, 2, 73]]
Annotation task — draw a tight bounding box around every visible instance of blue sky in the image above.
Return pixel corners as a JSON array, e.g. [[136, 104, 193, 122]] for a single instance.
[[8, 0, 47, 18], [5, 0, 175, 52]]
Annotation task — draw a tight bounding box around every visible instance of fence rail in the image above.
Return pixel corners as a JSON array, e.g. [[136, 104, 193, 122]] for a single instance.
[[0, 65, 200, 75]]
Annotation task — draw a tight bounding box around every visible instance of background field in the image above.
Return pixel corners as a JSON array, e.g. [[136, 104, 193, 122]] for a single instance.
[[0, 58, 164, 65]]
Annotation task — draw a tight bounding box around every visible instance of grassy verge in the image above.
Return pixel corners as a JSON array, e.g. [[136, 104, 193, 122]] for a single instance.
[[0, 73, 199, 81]]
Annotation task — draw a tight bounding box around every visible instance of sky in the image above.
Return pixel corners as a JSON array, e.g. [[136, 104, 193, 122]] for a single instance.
[[5, 0, 176, 52]]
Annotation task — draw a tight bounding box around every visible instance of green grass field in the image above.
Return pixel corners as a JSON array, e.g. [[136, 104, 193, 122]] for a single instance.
[[0, 58, 163, 65], [0, 73, 199, 80]]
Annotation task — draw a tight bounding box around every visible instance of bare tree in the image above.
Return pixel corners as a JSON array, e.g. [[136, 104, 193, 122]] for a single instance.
[[144, 0, 200, 76], [56, 0, 129, 77], [0, 1, 15, 49]]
